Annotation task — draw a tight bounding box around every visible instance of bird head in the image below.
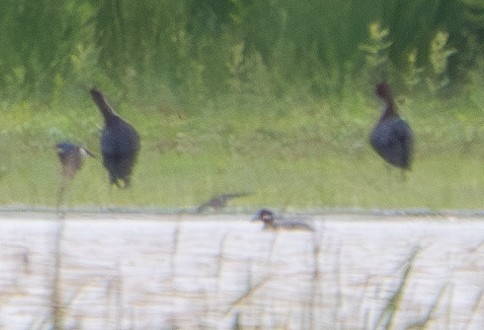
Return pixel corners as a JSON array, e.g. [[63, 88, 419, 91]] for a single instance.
[[89, 88, 104, 101], [253, 209, 275, 225], [375, 82, 393, 101], [56, 142, 78, 158]]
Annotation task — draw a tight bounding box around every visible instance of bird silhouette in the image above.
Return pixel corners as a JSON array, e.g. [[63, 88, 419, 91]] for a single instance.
[[55, 142, 95, 206], [196, 192, 251, 213], [90, 88, 140, 188], [370, 82, 414, 174], [253, 209, 314, 231]]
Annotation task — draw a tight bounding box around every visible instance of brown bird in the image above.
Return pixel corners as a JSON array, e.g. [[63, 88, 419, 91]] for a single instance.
[[370, 82, 414, 174], [253, 209, 314, 231], [55, 142, 95, 206], [90, 88, 140, 188]]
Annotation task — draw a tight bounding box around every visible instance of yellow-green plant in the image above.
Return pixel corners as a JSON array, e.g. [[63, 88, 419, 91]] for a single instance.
[[427, 31, 457, 94], [359, 21, 393, 80]]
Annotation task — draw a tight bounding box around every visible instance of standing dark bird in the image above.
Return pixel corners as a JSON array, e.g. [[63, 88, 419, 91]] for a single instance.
[[196, 192, 251, 213], [370, 82, 414, 173], [55, 142, 95, 206], [90, 88, 140, 188], [253, 209, 314, 231]]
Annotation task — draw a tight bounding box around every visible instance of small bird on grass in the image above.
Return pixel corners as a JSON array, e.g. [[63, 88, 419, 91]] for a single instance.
[[370, 82, 414, 178], [90, 88, 140, 188], [196, 192, 251, 213], [253, 209, 314, 231], [55, 142, 95, 206]]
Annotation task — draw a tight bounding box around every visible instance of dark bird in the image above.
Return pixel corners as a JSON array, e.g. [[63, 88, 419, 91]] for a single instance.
[[196, 192, 251, 213], [90, 88, 140, 188], [253, 209, 314, 231], [370, 82, 414, 173], [55, 142, 95, 206]]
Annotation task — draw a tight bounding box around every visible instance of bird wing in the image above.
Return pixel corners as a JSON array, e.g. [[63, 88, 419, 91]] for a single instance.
[[393, 119, 414, 167], [196, 192, 251, 213]]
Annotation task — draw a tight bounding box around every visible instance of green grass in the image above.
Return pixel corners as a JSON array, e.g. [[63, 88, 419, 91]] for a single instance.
[[0, 90, 482, 211]]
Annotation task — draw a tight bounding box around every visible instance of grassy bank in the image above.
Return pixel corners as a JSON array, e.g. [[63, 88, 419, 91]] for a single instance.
[[0, 87, 482, 210]]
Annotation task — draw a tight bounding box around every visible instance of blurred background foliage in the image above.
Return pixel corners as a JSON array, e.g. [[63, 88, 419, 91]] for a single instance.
[[0, 0, 482, 107]]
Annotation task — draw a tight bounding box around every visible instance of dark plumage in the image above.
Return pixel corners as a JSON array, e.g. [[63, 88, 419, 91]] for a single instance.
[[370, 82, 414, 171], [55, 142, 95, 206], [196, 192, 251, 213], [90, 88, 140, 188], [253, 209, 314, 231]]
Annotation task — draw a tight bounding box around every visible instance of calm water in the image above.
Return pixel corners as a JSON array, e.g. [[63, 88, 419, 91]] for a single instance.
[[0, 212, 482, 329]]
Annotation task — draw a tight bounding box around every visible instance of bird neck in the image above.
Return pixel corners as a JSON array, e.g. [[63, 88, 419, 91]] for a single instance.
[[100, 105, 120, 124], [92, 93, 120, 123], [379, 100, 398, 122]]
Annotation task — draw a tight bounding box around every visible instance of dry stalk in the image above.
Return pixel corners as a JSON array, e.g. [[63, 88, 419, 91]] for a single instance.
[[374, 246, 420, 330]]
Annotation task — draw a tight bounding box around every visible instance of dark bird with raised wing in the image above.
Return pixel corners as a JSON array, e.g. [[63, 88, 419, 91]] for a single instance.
[[370, 82, 414, 173], [90, 88, 140, 188], [196, 192, 251, 213], [253, 209, 314, 231]]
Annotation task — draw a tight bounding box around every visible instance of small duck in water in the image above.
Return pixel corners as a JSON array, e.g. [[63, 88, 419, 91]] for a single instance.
[[253, 209, 314, 231]]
